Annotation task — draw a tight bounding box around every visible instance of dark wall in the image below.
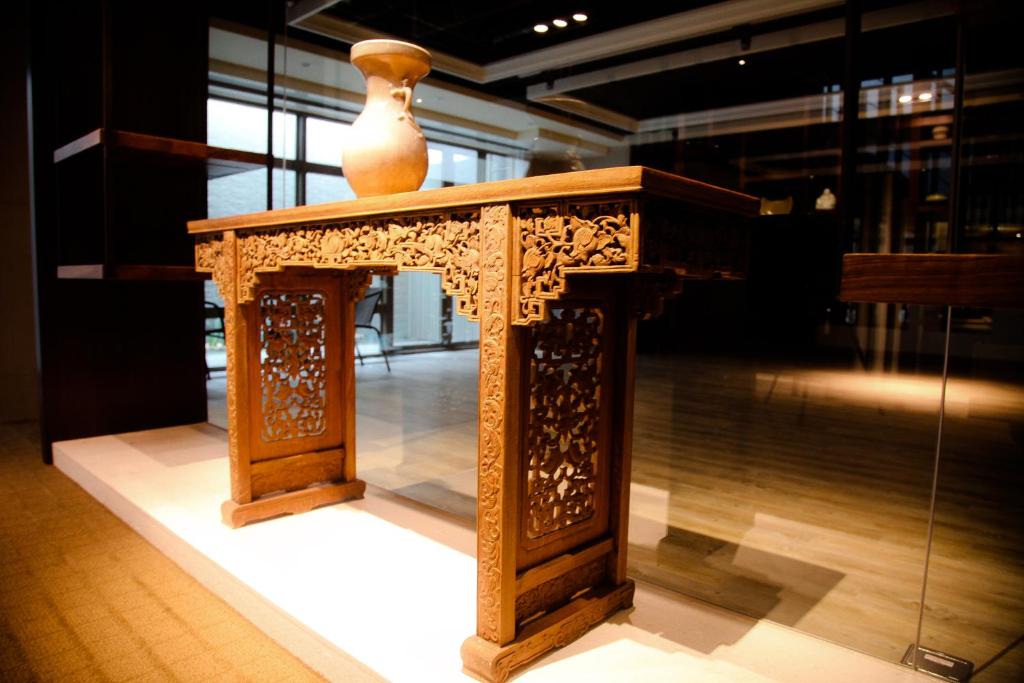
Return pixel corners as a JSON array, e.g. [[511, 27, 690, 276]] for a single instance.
[[30, 1, 211, 458], [0, 1, 39, 422]]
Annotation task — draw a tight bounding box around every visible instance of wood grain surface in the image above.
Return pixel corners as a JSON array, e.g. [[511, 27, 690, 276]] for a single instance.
[[840, 253, 1024, 308], [187, 166, 760, 234]]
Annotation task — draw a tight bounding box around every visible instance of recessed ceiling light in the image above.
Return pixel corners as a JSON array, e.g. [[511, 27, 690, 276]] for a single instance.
[[738, 59, 746, 66], [918, 92, 933, 101], [573, 13, 588, 22], [534, 23, 549, 33], [553, 18, 568, 28], [415, 98, 423, 104], [898, 94, 913, 104]]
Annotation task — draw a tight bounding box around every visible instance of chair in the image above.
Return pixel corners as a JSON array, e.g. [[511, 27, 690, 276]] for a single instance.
[[204, 301, 226, 378], [355, 287, 390, 372]]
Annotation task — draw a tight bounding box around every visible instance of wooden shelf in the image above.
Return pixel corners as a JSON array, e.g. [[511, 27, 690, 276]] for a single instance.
[[53, 129, 268, 179], [840, 253, 1024, 309], [57, 264, 211, 281]]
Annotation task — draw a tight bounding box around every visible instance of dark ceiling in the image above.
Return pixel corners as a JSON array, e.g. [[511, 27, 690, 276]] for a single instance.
[[297, 0, 968, 124], [572, 15, 957, 120], [227, 0, 1019, 138], [320, 1, 720, 64]]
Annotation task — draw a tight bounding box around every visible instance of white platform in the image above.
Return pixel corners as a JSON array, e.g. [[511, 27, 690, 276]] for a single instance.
[[54, 424, 927, 683]]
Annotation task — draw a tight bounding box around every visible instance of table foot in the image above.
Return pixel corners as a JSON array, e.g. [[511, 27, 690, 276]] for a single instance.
[[460, 580, 634, 683], [221, 479, 366, 528]]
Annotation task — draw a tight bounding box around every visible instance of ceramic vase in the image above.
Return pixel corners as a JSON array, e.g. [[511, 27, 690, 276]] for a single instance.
[[342, 39, 431, 197]]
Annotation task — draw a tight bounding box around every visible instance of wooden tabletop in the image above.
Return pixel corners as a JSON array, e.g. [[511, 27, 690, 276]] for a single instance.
[[187, 166, 759, 235]]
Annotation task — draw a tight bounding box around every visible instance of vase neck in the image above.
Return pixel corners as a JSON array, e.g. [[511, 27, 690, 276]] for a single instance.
[[364, 74, 404, 102]]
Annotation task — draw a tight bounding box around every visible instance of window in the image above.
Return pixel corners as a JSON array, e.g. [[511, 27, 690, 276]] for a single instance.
[[207, 99, 296, 158], [424, 143, 479, 188], [306, 117, 350, 167]]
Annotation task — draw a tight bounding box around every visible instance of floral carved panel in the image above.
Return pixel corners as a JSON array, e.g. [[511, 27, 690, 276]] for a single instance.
[[524, 307, 604, 542], [257, 290, 328, 442], [515, 200, 636, 325], [196, 234, 245, 500], [237, 212, 480, 319], [476, 204, 511, 643]]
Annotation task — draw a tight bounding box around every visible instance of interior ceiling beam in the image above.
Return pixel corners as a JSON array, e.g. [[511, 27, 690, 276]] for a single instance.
[[623, 70, 1022, 144], [531, 96, 640, 133], [526, 0, 954, 100], [533, 0, 962, 136]]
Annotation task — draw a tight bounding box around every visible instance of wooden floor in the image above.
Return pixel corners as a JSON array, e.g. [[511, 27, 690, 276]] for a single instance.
[[346, 348, 1024, 682]]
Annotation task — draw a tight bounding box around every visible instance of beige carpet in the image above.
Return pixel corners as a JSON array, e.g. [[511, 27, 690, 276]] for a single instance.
[[0, 420, 351, 683]]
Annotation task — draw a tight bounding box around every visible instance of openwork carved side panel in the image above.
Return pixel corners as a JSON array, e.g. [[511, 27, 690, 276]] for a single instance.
[[525, 307, 604, 541], [258, 291, 328, 442], [237, 212, 480, 318], [516, 201, 636, 325]]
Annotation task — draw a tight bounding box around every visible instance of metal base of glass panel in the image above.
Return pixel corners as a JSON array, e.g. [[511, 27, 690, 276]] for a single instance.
[[901, 644, 974, 682]]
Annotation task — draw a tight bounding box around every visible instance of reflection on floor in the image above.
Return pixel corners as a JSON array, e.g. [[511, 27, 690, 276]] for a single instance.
[[356, 353, 478, 520], [346, 348, 1024, 682]]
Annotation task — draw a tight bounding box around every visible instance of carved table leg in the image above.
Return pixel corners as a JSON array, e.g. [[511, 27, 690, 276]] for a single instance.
[[220, 268, 366, 527], [461, 211, 637, 682]]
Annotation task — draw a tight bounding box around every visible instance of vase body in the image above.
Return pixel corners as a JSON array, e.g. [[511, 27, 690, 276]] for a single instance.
[[342, 40, 431, 197]]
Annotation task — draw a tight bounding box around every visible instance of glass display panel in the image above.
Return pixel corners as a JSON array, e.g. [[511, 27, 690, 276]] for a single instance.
[[202, 10, 1021, 675], [629, 301, 941, 662], [424, 143, 479, 189], [916, 6, 1024, 681], [485, 153, 528, 182], [919, 306, 1024, 682]]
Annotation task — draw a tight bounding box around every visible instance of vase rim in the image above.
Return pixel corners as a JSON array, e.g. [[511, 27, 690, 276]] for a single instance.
[[350, 39, 432, 67]]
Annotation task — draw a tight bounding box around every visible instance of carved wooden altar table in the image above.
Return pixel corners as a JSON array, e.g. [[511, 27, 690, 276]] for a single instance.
[[189, 166, 757, 682]]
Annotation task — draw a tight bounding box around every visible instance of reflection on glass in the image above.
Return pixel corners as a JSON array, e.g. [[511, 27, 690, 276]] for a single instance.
[[485, 153, 529, 181], [424, 143, 478, 189], [201, 6, 1024, 674], [916, 4, 1024, 678], [629, 303, 940, 664], [918, 308, 1024, 682]]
